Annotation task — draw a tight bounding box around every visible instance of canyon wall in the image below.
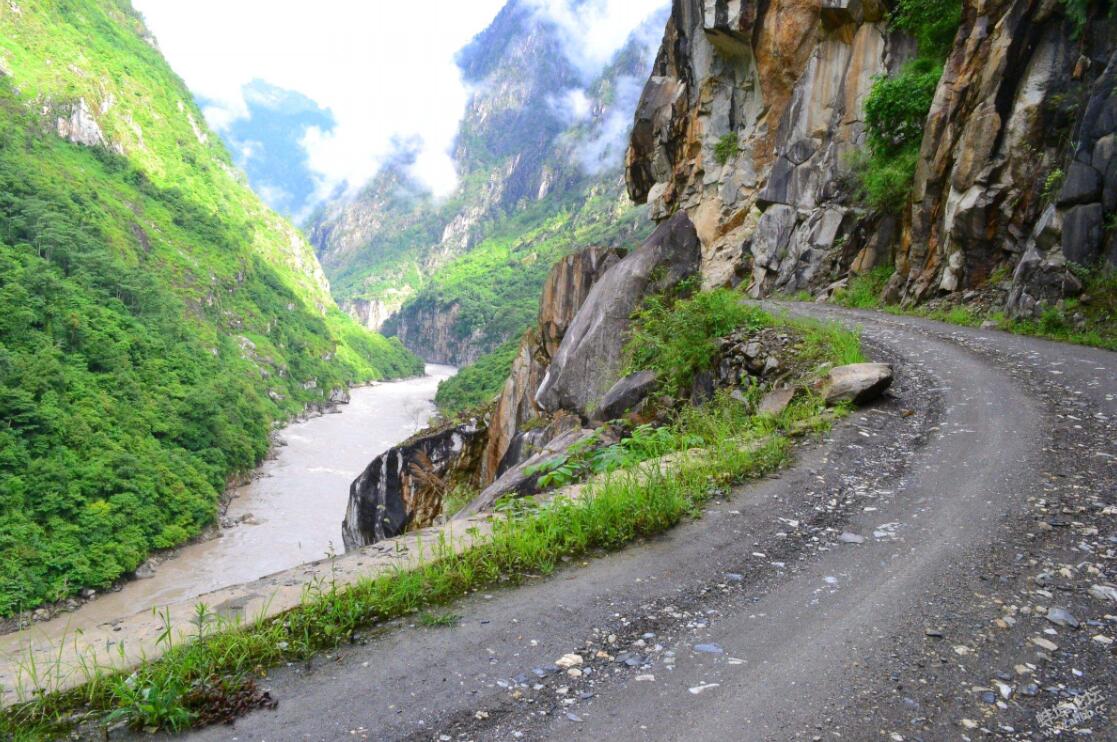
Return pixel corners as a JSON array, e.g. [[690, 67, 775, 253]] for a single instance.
[[626, 0, 1116, 314]]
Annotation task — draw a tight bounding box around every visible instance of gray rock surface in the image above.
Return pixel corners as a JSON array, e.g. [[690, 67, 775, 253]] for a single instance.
[[592, 371, 659, 423], [535, 211, 701, 418], [821, 363, 893, 405]]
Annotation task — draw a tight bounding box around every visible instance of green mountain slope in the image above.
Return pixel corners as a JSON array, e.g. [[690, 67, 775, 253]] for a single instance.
[[0, 0, 420, 615]]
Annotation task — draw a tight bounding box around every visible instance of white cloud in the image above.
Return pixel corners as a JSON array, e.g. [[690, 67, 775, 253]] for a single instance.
[[135, 0, 667, 206], [134, 0, 506, 200], [524, 0, 667, 79]]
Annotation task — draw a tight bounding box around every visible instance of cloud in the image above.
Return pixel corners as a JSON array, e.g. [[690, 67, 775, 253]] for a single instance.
[[133, 0, 506, 201], [524, 0, 668, 80]]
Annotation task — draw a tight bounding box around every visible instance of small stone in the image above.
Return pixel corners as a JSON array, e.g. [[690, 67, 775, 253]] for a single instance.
[[924, 628, 944, 639], [565, 713, 582, 723], [725, 573, 744, 582], [635, 674, 655, 682], [567, 668, 582, 678], [688, 683, 720, 695], [1046, 607, 1079, 628], [555, 653, 583, 669], [474, 710, 489, 720], [1031, 636, 1058, 652], [961, 719, 978, 729], [1092, 634, 1113, 645], [978, 690, 997, 704], [839, 532, 865, 544], [693, 643, 724, 654], [1088, 584, 1117, 604]]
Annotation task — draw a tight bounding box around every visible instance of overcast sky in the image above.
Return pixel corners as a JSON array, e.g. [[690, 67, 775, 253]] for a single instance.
[[134, 0, 666, 212]]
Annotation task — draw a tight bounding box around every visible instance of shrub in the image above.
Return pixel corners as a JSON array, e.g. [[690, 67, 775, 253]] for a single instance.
[[624, 286, 772, 395], [890, 0, 963, 59], [713, 132, 740, 165], [864, 60, 942, 154]]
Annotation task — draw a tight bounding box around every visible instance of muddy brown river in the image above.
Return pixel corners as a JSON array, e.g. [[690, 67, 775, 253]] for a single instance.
[[6, 364, 455, 641]]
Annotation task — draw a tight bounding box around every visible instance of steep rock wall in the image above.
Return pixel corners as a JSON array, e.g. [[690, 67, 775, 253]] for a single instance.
[[480, 245, 626, 484], [628, 0, 1116, 314], [626, 0, 909, 294], [893, 0, 1117, 310]]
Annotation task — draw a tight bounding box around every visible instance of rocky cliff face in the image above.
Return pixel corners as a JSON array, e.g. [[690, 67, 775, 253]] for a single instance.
[[626, 0, 909, 293], [894, 0, 1117, 313], [625, 0, 1116, 315]]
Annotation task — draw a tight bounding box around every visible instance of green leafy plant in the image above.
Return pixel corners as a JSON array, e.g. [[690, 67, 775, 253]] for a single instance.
[[625, 286, 772, 395], [714, 132, 740, 165], [890, 0, 963, 59], [1042, 168, 1065, 203]]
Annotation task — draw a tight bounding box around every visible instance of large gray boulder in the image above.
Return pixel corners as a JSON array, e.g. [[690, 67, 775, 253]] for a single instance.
[[535, 211, 701, 419], [821, 363, 893, 406], [342, 419, 486, 550]]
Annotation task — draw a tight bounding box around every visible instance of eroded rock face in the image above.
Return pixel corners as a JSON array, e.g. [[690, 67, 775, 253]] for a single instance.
[[626, 0, 905, 294], [894, 2, 1117, 313], [630, 0, 1115, 314], [341, 419, 486, 550], [535, 211, 702, 417], [481, 246, 625, 483]]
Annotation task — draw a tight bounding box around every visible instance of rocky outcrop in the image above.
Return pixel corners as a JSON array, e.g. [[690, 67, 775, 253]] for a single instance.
[[55, 98, 105, 148], [480, 246, 625, 483], [628, 0, 1116, 316], [626, 0, 907, 295], [342, 419, 487, 550], [893, 0, 1117, 312], [342, 242, 627, 549], [536, 211, 702, 416]]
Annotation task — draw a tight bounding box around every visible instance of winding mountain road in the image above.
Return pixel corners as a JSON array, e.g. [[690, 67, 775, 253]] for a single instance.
[[182, 306, 1116, 741]]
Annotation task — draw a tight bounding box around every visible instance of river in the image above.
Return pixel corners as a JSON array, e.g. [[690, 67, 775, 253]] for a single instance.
[[14, 363, 456, 636]]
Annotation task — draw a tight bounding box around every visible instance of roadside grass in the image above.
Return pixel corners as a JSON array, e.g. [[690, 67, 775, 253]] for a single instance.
[[829, 266, 1117, 351], [417, 611, 462, 628], [0, 309, 863, 739]]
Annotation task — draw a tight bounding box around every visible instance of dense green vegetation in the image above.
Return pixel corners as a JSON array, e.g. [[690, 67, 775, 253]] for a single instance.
[[849, 0, 960, 212], [0, 1, 419, 615], [1, 308, 862, 737], [625, 286, 865, 396], [434, 339, 520, 415]]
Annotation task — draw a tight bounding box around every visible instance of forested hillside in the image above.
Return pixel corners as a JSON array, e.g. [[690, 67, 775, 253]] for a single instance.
[[0, 0, 420, 615]]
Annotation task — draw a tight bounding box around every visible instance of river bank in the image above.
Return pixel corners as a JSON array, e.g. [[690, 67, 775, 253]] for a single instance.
[[0, 364, 454, 703]]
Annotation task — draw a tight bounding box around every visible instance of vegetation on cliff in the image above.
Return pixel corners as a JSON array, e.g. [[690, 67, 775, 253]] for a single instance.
[[434, 339, 519, 415], [850, 0, 960, 212], [0, 1, 420, 616]]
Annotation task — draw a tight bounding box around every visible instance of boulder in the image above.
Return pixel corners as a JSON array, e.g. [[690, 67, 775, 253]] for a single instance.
[[535, 211, 701, 418], [758, 387, 797, 416], [592, 370, 659, 423], [820, 363, 893, 405], [342, 419, 486, 550]]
